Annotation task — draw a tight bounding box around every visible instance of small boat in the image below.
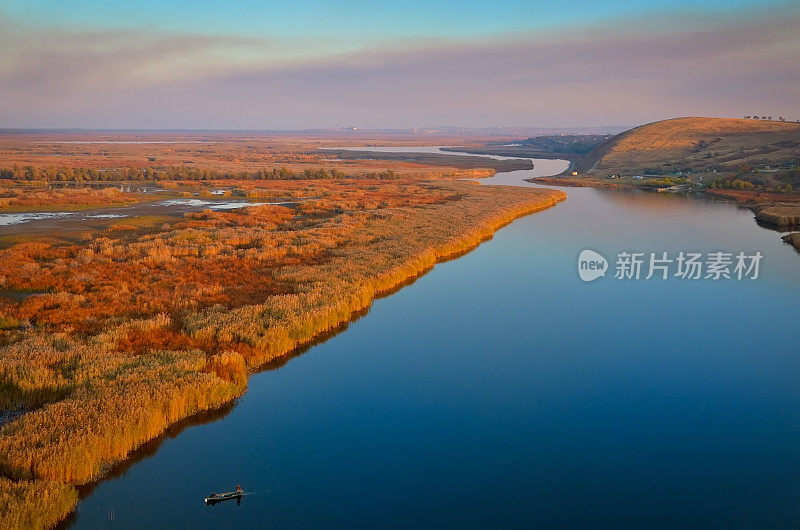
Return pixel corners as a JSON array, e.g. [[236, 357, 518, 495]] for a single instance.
[[204, 489, 242, 504]]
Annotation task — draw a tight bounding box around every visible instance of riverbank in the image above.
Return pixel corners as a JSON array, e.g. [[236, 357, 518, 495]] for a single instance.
[[530, 176, 616, 188], [0, 180, 565, 529], [782, 232, 800, 252], [527, 175, 800, 255], [320, 148, 533, 172], [439, 145, 582, 167], [65, 152, 800, 529]]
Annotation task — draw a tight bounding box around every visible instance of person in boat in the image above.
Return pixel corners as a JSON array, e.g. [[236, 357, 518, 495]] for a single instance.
[[210, 492, 217, 499], [236, 484, 242, 494]]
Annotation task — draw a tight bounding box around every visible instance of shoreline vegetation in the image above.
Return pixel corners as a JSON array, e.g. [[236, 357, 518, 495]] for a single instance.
[[526, 176, 800, 248], [0, 186, 143, 212], [514, 117, 800, 253], [317, 149, 533, 172], [782, 232, 800, 252], [0, 177, 565, 528], [3, 115, 794, 527]]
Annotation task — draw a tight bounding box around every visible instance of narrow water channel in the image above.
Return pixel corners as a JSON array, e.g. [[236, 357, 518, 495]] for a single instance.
[[70, 150, 800, 529]]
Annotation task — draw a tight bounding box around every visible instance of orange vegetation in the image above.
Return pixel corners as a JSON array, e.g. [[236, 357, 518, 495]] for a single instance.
[[0, 477, 77, 529], [0, 177, 565, 526], [0, 131, 506, 179], [703, 188, 800, 206], [0, 185, 139, 211]]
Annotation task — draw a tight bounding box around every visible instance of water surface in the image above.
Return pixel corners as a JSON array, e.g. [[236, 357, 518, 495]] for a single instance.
[[69, 149, 800, 529], [0, 199, 294, 232]]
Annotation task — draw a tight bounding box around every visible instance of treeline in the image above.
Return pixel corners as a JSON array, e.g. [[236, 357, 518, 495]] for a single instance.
[[641, 176, 688, 188], [708, 166, 800, 192], [775, 167, 800, 188], [709, 178, 758, 190], [520, 134, 609, 154], [0, 165, 403, 182], [709, 177, 796, 192]]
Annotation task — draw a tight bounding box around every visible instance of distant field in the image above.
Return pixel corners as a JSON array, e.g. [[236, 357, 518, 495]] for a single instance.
[[0, 131, 518, 179], [0, 132, 567, 528]]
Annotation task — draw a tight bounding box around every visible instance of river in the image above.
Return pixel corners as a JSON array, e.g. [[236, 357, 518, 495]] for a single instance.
[[69, 148, 800, 529]]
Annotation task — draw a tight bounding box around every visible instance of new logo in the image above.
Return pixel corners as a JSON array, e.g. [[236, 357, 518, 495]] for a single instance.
[[578, 249, 608, 282]]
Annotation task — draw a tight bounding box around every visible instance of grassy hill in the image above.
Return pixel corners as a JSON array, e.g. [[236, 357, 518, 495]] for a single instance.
[[579, 117, 800, 176]]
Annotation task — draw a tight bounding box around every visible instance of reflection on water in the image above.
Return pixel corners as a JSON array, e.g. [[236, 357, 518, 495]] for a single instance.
[[0, 211, 73, 226], [55, 403, 237, 530], [75, 402, 237, 499], [0, 199, 295, 230], [67, 149, 800, 529], [0, 211, 127, 227], [156, 199, 288, 210]]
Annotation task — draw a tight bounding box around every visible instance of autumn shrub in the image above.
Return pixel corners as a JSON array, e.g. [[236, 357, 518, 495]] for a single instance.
[[0, 178, 565, 526], [0, 350, 246, 483], [0, 315, 18, 330], [0, 187, 139, 210], [0, 477, 78, 530], [204, 352, 247, 387]]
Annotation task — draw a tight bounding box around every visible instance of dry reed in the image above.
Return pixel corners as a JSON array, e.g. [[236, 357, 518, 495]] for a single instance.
[[0, 179, 565, 526]]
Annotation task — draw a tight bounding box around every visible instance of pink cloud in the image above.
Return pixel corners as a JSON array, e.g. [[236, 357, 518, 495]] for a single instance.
[[1, 8, 798, 128]]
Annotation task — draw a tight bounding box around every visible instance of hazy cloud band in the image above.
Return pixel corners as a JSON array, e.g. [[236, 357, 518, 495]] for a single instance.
[[1, 7, 798, 128]]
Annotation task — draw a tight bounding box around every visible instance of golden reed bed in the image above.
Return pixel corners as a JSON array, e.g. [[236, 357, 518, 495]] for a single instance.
[[0, 179, 564, 528]]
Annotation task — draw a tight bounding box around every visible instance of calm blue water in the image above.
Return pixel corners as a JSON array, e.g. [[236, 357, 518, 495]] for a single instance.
[[70, 152, 800, 529]]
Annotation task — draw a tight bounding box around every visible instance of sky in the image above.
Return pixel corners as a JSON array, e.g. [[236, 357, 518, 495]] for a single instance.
[[0, 0, 798, 129]]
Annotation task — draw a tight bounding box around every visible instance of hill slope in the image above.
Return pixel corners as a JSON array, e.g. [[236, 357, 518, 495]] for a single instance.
[[580, 117, 800, 175]]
